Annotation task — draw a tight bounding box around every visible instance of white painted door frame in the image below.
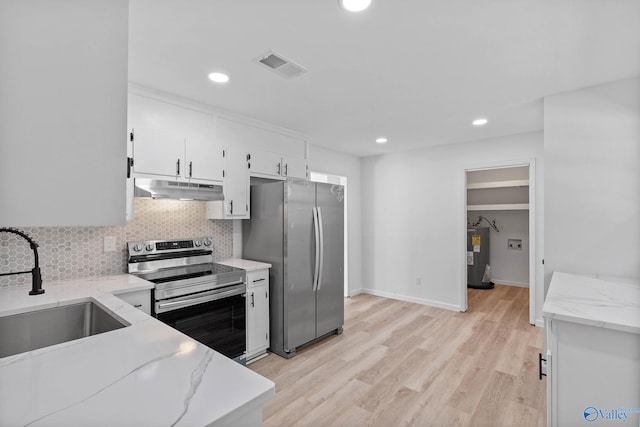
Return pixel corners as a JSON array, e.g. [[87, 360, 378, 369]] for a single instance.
[[460, 158, 537, 325]]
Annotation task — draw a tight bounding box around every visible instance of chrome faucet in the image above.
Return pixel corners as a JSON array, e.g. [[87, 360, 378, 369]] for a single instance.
[[0, 228, 44, 295]]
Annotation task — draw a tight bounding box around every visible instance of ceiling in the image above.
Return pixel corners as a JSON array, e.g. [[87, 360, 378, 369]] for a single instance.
[[128, 0, 640, 157]]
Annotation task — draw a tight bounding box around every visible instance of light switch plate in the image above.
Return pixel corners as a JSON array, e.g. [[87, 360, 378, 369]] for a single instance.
[[104, 236, 117, 252]]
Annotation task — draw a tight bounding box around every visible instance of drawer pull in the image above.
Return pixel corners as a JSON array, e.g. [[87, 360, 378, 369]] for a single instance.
[[252, 278, 265, 283], [133, 304, 143, 308], [539, 353, 547, 380]]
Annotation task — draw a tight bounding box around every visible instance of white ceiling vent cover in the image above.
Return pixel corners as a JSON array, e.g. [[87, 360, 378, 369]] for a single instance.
[[254, 50, 307, 79]]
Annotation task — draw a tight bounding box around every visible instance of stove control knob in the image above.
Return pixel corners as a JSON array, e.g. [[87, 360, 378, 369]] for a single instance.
[[133, 244, 143, 252], [203, 238, 212, 247], [194, 240, 202, 247], [145, 243, 154, 251]]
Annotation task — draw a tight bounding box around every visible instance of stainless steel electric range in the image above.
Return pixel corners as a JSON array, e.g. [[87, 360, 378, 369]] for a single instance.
[[127, 237, 247, 364]]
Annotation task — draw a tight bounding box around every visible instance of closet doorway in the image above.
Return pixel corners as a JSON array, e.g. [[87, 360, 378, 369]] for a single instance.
[[461, 161, 537, 325]]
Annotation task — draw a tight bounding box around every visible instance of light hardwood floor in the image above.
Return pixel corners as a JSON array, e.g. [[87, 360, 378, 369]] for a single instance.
[[250, 285, 546, 427]]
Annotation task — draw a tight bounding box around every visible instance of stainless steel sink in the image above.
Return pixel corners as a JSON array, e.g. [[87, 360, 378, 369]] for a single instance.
[[0, 300, 130, 358]]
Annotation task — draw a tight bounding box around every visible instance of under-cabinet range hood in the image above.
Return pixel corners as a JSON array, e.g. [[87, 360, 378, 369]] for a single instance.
[[134, 178, 223, 201]]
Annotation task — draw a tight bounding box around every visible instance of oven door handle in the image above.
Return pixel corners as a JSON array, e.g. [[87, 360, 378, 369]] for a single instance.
[[157, 285, 245, 311]]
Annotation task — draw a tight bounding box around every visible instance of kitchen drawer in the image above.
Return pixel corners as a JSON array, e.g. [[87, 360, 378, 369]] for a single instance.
[[118, 290, 151, 315], [247, 269, 269, 289]]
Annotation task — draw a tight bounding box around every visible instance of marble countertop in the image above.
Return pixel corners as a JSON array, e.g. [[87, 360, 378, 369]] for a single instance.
[[0, 275, 274, 426], [218, 259, 272, 271], [542, 272, 640, 335]]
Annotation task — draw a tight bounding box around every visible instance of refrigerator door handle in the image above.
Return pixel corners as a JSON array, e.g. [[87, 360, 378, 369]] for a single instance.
[[312, 206, 321, 291], [317, 207, 325, 290]]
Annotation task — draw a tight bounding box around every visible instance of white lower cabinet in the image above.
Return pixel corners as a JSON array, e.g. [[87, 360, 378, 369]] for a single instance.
[[117, 289, 152, 315], [543, 273, 640, 427], [546, 318, 640, 427], [246, 269, 270, 361]]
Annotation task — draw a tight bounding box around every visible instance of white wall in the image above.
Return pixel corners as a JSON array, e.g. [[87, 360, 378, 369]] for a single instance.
[[361, 131, 544, 314], [544, 77, 640, 289], [308, 145, 363, 293]]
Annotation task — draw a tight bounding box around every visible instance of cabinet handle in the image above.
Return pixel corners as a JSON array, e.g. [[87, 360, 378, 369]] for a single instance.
[[284, 163, 288, 176], [538, 353, 547, 380], [251, 292, 254, 307], [189, 161, 193, 177], [133, 304, 142, 308], [277, 163, 281, 175], [246, 153, 251, 161], [252, 278, 265, 283], [230, 200, 233, 214], [176, 159, 181, 176], [126, 157, 133, 178]]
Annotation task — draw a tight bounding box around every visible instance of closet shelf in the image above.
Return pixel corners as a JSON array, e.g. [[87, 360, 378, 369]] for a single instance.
[[467, 203, 529, 211], [466, 179, 529, 190]]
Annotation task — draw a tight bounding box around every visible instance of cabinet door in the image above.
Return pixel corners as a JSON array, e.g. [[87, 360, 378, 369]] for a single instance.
[[246, 270, 270, 358], [247, 281, 269, 355], [132, 126, 184, 178], [117, 290, 151, 315], [249, 150, 284, 178], [224, 145, 249, 217], [282, 155, 308, 180], [184, 112, 223, 183], [186, 132, 224, 183]]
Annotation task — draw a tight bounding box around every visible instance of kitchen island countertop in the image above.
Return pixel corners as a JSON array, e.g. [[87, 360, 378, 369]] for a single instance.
[[0, 274, 274, 426], [542, 271, 640, 334]]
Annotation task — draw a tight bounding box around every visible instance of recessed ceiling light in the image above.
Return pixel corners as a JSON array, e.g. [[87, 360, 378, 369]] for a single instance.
[[339, 0, 371, 12], [472, 118, 488, 126], [208, 72, 229, 83], [376, 137, 387, 144]]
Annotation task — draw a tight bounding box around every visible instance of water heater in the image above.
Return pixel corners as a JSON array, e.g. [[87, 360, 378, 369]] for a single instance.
[[467, 227, 493, 289]]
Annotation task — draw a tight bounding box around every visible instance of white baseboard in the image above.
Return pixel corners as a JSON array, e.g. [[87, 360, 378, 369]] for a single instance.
[[535, 319, 544, 328], [493, 279, 529, 288], [348, 288, 365, 297], [355, 288, 462, 312]]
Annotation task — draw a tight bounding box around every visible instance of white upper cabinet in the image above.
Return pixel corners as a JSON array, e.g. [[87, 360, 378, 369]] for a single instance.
[[248, 150, 283, 177], [218, 117, 308, 181], [128, 94, 224, 183], [0, 0, 128, 226], [207, 143, 249, 219], [187, 132, 224, 182], [248, 151, 308, 180], [131, 126, 185, 178], [281, 155, 308, 180]]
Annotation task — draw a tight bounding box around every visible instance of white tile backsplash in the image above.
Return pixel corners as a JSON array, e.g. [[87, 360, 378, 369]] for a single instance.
[[0, 199, 233, 287]]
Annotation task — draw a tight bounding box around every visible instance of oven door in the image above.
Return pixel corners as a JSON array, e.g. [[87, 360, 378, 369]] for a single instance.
[[155, 285, 246, 363]]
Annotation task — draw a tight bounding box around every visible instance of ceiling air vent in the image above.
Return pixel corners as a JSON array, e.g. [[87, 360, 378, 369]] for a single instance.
[[254, 50, 307, 79]]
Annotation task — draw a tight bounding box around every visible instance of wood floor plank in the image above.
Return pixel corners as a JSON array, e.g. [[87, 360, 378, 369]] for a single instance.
[[495, 328, 533, 376], [294, 378, 371, 427], [250, 286, 546, 427], [471, 371, 518, 425]]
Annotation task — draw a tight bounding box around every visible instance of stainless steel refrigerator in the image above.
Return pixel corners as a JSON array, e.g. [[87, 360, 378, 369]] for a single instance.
[[243, 179, 344, 359]]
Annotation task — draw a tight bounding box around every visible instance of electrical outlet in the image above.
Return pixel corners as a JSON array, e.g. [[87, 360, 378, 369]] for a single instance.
[[508, 239, 523, 250], [416, 276, 422, 285], [103, 236, 117, 252]]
